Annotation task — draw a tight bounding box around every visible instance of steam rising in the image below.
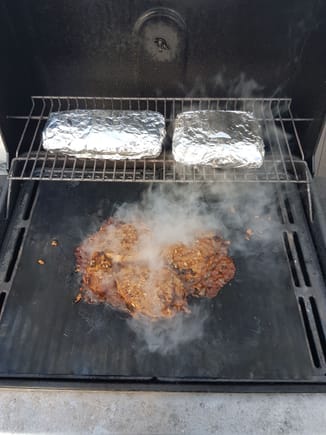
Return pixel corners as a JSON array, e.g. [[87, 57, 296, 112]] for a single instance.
[[179, 71, 265, 98], [78, 71, 287, 354], [114, 184, 219, 246], [127, 304, 209, 355], [79, 182, 281, 355]]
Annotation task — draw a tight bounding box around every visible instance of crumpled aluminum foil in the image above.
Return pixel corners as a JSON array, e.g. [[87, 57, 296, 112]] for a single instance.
[[42, 110, 165, 159], [172, 110, 265, 168]]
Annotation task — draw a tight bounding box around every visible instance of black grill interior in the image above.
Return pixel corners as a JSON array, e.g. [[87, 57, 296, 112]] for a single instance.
[[0, 182, 326, 389], [0, 0, 325, 158], [0, 0, 325, 392]]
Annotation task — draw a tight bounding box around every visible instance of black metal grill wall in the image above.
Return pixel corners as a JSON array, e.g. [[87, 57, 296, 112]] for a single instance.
[[0, 0, 325, 158]]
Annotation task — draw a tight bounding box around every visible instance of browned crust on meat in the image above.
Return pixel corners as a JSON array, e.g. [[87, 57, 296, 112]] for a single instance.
[[75, 219, 235, 319], [163, 237, 235, 298]]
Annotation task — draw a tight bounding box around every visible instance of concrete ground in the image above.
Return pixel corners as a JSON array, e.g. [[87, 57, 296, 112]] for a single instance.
[[1, 390, 326, 434]]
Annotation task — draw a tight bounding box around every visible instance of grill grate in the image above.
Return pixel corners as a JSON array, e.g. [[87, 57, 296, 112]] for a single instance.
[[7, 97, 310, 183]]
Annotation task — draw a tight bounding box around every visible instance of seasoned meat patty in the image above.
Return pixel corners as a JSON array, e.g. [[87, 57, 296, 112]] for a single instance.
[[116, 265, 189, 319], [163, 236, 236, 298], [76, 218, 235, 319]]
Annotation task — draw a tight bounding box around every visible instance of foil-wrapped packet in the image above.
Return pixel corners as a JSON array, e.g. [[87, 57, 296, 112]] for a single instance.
[[172, 110, 265, 168], [42, 110, 165, 159]]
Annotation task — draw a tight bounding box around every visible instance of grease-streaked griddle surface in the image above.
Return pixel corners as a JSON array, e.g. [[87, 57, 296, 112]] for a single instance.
[[0, 182, 313, 381]]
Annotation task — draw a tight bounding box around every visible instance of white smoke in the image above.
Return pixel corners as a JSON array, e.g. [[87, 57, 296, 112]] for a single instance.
[[81, 182, 281, 354]]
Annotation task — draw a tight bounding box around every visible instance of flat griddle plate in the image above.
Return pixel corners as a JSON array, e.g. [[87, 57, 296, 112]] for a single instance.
[[0, 182, 321, 383]]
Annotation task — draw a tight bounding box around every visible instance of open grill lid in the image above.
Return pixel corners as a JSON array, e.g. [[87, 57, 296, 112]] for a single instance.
[[0, 0, 325, 160]]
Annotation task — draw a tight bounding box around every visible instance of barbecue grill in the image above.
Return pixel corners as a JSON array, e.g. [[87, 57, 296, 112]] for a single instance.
[[0, 0, 325, 392]]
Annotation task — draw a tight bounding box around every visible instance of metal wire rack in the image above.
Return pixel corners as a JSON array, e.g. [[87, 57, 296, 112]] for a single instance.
[[7, 96, 309, 184]]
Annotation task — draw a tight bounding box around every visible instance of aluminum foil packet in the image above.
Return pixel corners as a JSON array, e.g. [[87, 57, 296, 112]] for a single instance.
[[172, 110, 265, 168], [42, 110, 165, 159]]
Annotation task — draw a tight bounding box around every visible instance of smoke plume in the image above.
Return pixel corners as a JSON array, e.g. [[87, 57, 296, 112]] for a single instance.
[[82, 182, 280, 355]]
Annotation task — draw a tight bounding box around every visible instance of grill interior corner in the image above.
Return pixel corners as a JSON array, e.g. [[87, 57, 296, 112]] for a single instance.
[[0, 0, 325, 392]]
